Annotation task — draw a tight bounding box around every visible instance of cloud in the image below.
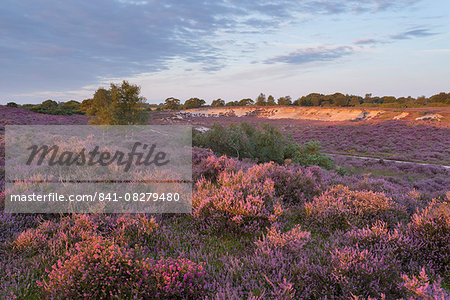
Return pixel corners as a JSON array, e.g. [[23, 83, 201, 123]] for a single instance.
[[0, 0, 420, 102], [354, 38, 380, 45], [264, 46, 354, 65], [390, 28, 437, 40]]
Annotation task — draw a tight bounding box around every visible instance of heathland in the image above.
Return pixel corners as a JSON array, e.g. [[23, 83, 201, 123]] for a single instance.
[[0, 103, 449, 299]]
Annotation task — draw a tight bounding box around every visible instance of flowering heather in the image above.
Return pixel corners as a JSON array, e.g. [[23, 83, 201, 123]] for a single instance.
[[193, 166, 283, 231], [400, 268, 449, 300], [255, 224, 311, 256], [329, 246, 402, 298], [401, 200, 450, 281], [305, 185, 402, 232], [1, 108, 449, 298]]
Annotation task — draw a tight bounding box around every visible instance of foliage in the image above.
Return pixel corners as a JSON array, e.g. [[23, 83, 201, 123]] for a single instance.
[[193, 122, 334, 168], [305, 185, 401, 232], [193, 165, 283, 231], [293, 92, 450, 107], [183, 97, 206, 109], [163, 97, 182, 110], [211, 98, 225, 107], [87, 81, 148, 125], [6, 102, 19, 108]]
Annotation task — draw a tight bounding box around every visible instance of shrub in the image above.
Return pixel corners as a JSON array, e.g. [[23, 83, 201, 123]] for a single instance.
[[112, 214, 158, 247], [328, 246, 402, 298], [6, 102, 18, 108], [343, 220, 402, 254], [39, 237, 144, 299], [193, 122, 333, 168], [305, 185, 400, 232], [39, 237, 208, 299], [193, 166, 283, 231], [399, 268, 449, 299], [11, 214, 159, 256], [402, 200, 450, 281], [255, 224, 310, 256], [151, 257, 208, 299], [192, 150, 239, 182], [249, 162, 325, 203]]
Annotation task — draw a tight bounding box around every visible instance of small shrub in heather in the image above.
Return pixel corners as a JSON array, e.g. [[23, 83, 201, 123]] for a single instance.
[[40, 237, 208, 299], [399, 268, 449, 300], [193, 166, 283, 231], [193, 152, 239, 182], [401, 200, 450, 281], [329, 246, 402, 298], [112, 214, 158, 247], [150, 257, 208, 299], [305, 185, 401, 233], [250, 162, 325, 204], [39, 237, 145, 299], [255, 224, 311, 256]]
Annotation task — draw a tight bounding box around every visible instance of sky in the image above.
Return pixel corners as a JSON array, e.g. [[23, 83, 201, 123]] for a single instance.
[[1, 0, 449, 104]]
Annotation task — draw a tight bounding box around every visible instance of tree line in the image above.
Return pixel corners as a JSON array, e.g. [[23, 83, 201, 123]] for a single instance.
[[5, 82, 450, 118]]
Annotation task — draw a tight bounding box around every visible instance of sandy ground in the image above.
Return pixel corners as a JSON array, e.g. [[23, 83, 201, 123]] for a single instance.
[[183, 106, 450, 123]]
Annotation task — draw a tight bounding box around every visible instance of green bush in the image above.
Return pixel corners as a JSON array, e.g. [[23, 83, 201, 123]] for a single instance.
[[6, 102, 19, 108], [193, 123, 334, 169]]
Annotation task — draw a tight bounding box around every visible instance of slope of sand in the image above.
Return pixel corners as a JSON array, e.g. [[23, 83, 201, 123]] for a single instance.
[[182, 106, 450, 123], [183, 106, 383, 121]]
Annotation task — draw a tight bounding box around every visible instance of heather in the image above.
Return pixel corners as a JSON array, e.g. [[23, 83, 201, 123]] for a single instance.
[[0, 108, 449, 298]]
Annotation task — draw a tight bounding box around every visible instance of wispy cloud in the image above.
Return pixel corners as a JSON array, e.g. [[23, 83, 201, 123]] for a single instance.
[[264, 46, 354, 65], [354, 38, 380, 45], [390, 28, 437, 40]]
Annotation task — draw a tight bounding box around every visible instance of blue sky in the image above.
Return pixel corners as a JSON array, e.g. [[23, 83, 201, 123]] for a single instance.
[[1, 0, 449, 104]]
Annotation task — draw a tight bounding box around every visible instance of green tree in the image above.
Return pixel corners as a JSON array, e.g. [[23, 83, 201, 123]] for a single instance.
[[211, 99, 225, 107], [267, 95, 276, 106], [6, 102, 18, 108], [277, 96, 292, 106], [238, 98, 254, 106], [255, 93, 267, 106], [183, 98, 206, 109], [163, 97, 181, 110], [109, 81, 148, 124], [88, 81, 148, 125]]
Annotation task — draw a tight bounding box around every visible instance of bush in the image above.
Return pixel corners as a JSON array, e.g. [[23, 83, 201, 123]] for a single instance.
[[399, 268, 449, 299], [193, 123, 333, 169], [11, 214, 159, 256], [305, 185, 401, 233], [249, 162, 325, 203], [39, 237, 143, 299], [193, 165, 283, 231], [328, 246, 402, 298], [39, 237, 208, 299], [255, 224, 310, 256], [6, 102, 18, 108], [401, 200, 450, 281]]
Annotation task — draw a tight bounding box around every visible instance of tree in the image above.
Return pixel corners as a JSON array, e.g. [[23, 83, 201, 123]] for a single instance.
[[226, 101, 238, 106], [267, 95, 276, 106], [6, 102, 18, 108], [211, 99, 225, 107], [349, 96, 362, 106], [277, 96, 292, 106], [238, 98, 254, 106], [255, 93, 267, 106], [80, 98, 93, 114], [110, 81, 147, 124], [87, 81, 148, 125], [183, 98, 206, 109], [331, 93, 348, 107], [41, 99, 58, 109], [163, 97, 181, 110]]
